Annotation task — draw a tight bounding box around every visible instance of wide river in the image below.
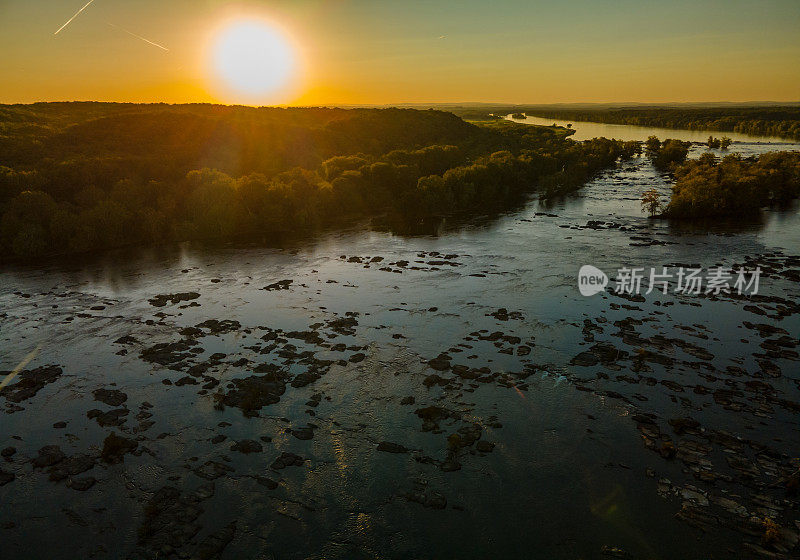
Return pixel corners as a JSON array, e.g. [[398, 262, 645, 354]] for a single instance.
[[509, 113, 796, 144], [1, 121, 799, 559]]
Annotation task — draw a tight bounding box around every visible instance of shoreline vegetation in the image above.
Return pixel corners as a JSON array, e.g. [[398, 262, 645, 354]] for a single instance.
[[640, 135, 800, 218], [0, 103, 635, 262]]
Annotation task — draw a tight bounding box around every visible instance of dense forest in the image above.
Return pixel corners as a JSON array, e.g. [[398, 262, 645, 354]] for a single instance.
[[0, 103, 635, 260], [666, 151, 800, 218], [444, 105, 800, 141]]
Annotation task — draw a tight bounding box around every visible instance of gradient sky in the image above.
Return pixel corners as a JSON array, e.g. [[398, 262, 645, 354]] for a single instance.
[[1, 0, 799, 105]]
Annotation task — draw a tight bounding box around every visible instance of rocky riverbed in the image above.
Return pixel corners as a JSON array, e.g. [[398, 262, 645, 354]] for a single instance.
[[1, 142, 799, 559]]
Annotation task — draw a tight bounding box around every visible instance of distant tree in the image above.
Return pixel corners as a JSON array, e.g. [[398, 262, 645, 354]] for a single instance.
[[720, 137, 732, 150], [641, 188, 662, 217], [707, 136, 721, 149], [645, 136, 661, 153]]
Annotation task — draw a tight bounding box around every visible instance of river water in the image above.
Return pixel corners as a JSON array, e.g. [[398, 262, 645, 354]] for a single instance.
[[509, 114, 796, 144], [1, 121, 799, 559]]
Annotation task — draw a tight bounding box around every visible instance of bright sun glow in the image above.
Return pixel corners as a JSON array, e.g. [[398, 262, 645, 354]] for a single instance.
[[210, 19, 297, 103]]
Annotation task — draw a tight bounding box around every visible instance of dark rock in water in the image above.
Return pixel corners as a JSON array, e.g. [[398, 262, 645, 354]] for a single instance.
[[406, 489, 447, 509], [427, 354, 451, 371], [210, 434, 227, 445], [192, 521, 236, 560], [271, 452, 304, 470], [87, 408, 129, 427], [291, 371, 320, 388], [0, 468, 14, 486], [52, 421, 67, 429], [326, 316, 358, 336], [114, 335, 139, 345], [230, 440, 263, 454], [668, 417, 700, 435], [263, 279, 293, 291], [488, 308, 524, 321], [194, 460, 233, 480], [219, 373, 287, 416], [415, 406, 456, 432], [140, 341, 195, 366], [197, 319, 241, 335], [570, 351, 598, 367], [423, 374, 449, 387], [757, 359, 781, 378], [148, 292, 200, 307], [290, 426, 315, 441], [286, 330, 325, 345], [1, 447, 16, 458], [175, 376, 198, 386], [48, 454, 96, 481], [255, 476, 278, 489], [100, 432, 138, 464], [66, 476, 96, 491], [476, 441, 495, 453], [377, 441, 408, 454], [349, 353, 366, 363], [135, 484, 216, 556], [92, 388, 128, 407], [440, 459, 462, 472], [32, 445, 66, 468], [0, 365, 63, 403], [400, 396, 415, 405]]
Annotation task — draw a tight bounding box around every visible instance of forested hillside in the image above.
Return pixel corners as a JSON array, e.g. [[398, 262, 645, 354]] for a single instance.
[[0, 103, 632, 260]]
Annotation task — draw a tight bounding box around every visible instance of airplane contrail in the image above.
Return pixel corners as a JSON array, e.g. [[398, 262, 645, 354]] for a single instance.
[[108, 22, 169, 51], [54, 0, 96, 36]]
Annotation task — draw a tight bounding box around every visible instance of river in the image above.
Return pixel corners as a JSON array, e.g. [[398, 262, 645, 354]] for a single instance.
[[508, 113, 796, 144], [1, 121, 799, 559]]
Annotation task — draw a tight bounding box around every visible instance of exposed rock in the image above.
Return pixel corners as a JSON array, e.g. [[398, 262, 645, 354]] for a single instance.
[[100, 432, 138, 464], [230, 440, 263, 454], [377, 441, 408, 453], [271, 452, 304, 470], [406, 489, 447, 509], [263, 280, 292, 291], [148, 292, 200, 307], [32, 445, 66, 468], [92, 388, 128, 407], [0, 365, 63, 403], [0, 468, 14, 486], [218, 373, 287, 416], [48, 454, 95, 481]]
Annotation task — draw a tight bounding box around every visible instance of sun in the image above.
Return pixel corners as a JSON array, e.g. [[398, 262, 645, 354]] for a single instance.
[[209, 18, 299, 103]]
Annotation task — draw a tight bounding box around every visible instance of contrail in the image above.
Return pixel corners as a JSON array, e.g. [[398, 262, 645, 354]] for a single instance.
[[54, 0, 96, 35], [108, 22, 170, 52]]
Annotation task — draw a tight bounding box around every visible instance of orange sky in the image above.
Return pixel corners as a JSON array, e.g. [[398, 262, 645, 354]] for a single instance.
[[1, 0, 799, 105]]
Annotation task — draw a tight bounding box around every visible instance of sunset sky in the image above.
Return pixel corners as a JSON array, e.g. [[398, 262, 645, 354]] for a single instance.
[[2, 0, 799, 105]]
